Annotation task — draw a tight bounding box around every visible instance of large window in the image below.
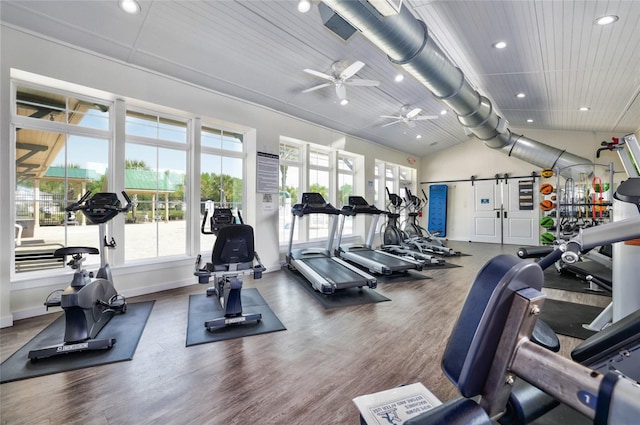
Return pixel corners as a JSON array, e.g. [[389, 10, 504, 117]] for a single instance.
[[11, 77, 251, 281], [14, 84, 111, 272], [278, 139, 361, 245], [337, 154, 356, 236], [308, 148, 331, 240], [124, 110, 189, 261], [279, 142, 301, 243], [200, 127, 244, 253]]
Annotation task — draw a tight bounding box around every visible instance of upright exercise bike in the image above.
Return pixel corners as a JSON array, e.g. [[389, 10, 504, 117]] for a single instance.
[[194, 201, 265, 330], [28, 191, 132, 361]]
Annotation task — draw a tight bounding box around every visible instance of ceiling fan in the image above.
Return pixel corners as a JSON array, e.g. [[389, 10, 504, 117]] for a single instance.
[[380, 106, 438, 128], [302, 60, 380, 101]]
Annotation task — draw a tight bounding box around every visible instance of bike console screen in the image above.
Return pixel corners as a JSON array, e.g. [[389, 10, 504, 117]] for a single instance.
[[84, 193, 122, 224]]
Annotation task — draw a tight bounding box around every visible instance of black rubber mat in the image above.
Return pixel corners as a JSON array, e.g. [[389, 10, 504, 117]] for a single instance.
[[538, 299, 603, 340], [284, 268, 390, 309], [186, 289, 285, 346], [423, 262, 463, 269], [0, 301, 154, 383], [376, 270, 432, 284]]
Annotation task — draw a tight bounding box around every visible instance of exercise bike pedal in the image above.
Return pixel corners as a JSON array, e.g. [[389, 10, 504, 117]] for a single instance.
[[205, 287, 219, 297], [108, 294, 127, 313]]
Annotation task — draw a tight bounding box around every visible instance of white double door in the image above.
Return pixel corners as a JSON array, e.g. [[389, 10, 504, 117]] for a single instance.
[[470, 179, 538, 246]]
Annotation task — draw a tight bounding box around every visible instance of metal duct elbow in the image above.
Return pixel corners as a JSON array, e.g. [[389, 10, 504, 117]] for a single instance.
[[502, 133, 594, 176], [321, 0, 593, 174]]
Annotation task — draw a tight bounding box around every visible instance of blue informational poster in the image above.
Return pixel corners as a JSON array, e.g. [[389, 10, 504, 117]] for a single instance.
[[428, 184, 448, 237]]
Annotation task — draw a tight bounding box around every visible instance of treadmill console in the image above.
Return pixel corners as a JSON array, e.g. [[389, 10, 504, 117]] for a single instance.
[[302, 192, 327, 207], [345, 196, 382, 215], [292, 193, 339, 216]]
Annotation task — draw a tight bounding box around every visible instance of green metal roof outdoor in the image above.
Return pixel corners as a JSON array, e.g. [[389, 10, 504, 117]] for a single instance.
[[125, 169, 185, 192], [44, 166, 100, 181]]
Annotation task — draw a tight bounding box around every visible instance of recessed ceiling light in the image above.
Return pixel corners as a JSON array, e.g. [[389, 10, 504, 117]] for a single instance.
[[440, 110, 447, 115], [416, 134, 422, 139], [119, 0, 140, 14], [579, 106, 590, 111], [595, 15, 618, 25], [394, 74, 404, 83], [492, 41, 507, 49], [526, 119, 534, 123], [516, 93, 526, 98], [297, 0, 311, 13], [340, 99, 349, 106]]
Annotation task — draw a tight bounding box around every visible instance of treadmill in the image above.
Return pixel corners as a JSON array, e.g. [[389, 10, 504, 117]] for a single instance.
[[336, 196, 425, 275], [286, 192, 377, 294]]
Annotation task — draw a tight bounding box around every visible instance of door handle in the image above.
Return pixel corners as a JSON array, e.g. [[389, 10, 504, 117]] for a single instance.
[[496, 211, 500, 218], [504, 212, 508, 218]]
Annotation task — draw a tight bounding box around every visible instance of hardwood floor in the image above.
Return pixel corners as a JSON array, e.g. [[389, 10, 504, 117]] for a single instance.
[[0, 242, 610, 425]]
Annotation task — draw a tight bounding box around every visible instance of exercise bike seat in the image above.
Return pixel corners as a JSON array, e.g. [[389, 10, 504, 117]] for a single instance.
[[55, 246, 100, 257]]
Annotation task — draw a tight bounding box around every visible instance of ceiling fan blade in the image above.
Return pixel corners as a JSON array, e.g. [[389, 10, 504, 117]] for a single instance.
[[335, 84, 347, 100], [380, 115, 402, 119], [406, 108, 422, 119], [340, 60, 365, 80], [344, 78, 380, 87], [414, 115, 439, 120], [303, 68, 335, 81], [301, 83, 332, 93], [381, 120, 402, 128]]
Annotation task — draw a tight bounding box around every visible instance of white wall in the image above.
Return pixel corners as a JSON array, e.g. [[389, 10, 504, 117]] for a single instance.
[[0, 26, 415, 326], [420, 129, 629, 242]]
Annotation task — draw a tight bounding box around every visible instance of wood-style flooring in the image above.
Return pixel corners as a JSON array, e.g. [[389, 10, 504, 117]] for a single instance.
[[0, 242, 610, 425]]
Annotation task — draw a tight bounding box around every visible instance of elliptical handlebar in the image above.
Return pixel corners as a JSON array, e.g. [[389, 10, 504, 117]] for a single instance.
[[404, 187, 422, 210], [421, 188, 429, 206], [385, 187, 403, 211]]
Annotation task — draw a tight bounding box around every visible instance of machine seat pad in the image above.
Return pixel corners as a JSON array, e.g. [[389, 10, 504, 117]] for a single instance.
[[54, 246, 100, 256], [572, 309, 640, 364]]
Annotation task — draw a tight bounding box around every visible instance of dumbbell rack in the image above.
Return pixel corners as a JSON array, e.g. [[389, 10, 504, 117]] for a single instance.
[[549, 162, 615, 241]]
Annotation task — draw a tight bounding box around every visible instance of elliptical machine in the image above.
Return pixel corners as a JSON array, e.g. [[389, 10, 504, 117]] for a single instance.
[[381, 188, 442, 265], [402, 187, 456, 256], [28, 191, 132, 361], [194, 201, 265, 330]]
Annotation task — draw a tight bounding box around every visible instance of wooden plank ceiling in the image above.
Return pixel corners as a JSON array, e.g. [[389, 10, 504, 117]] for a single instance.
[[1, 0, 639, 157]]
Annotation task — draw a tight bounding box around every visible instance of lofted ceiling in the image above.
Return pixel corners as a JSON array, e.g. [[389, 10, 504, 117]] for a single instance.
[[1, 0, 639, 158]]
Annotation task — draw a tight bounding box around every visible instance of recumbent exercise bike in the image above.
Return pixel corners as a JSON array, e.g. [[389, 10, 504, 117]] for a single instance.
[[194, 202, 265, 330], [28, 191, 132, 361]]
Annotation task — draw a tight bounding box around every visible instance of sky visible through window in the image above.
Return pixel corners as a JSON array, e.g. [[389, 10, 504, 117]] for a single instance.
[[53, 113, 242, 179]]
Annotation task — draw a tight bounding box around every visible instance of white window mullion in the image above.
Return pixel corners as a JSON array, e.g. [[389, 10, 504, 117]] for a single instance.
[[112, 99, 127, 266]]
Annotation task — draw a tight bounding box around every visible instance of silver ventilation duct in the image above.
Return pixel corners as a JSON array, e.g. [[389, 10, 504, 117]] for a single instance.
[[321, 0, 593, 176]]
